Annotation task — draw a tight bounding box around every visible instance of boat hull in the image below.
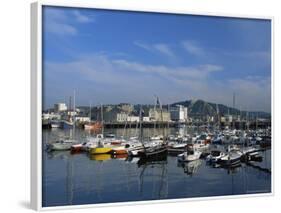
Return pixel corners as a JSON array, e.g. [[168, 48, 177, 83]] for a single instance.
[[90, 147, 112, 155], [49, 143, 72, 151], [138, 146, 167, 158], [111, 149, 128, 155]]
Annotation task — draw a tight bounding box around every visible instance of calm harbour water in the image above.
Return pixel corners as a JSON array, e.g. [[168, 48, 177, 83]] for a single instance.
[[42, 128, 271, 207]]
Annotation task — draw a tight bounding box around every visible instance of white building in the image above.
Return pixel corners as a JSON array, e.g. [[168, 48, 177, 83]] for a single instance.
[[54, 103, 67, 112], [127, 116, 140, 122], [170, 105, 188, 122], [116, 112, 128, 122], [42, 112, 61, 120], [75, 116, 90, 123], [143, 116, 150, 122], [149, 109, 170, 122]]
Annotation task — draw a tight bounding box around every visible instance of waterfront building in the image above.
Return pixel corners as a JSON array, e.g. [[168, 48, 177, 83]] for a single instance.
[[220, 116, 226, 123], [75, 116, 90, 123], [149, 108, 170, 122], [42, 112, 61, 120], [127, 116, 140, 122], [143, 116, 150, 122], [170, 105, 188, 122], [54, 103, 67, 112], [116, 112, 128, 122], [103, 108, 126, 123]]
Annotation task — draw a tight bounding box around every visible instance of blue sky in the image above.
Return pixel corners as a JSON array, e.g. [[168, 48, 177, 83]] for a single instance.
[[43, 6, 271, 112]]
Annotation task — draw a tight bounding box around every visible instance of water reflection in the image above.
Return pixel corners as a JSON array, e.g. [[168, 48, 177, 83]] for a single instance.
[[42, 128, 271, 207], [89, 154, 111, 161], [177, 160, 202, 176]]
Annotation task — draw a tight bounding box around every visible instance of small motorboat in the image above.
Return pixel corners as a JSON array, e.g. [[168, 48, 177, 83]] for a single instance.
[[206, 150, 226, 163], [90, 146, 112, 155], [219, 151, 242, 166], [188, 138, 210, 152], [71, 142, 86, 153], [246, 151, 263, 162], [48, 139, 76, 151], [149, 135, 163, 141]]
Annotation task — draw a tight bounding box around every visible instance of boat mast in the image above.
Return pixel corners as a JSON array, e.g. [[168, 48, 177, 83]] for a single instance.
[[216, 104, 220, 130], [160, 98, 166, 144], [256, 112, 259, 130], [246, 109, 249, 131], [73, 90, 76, 139], [89, 102, 91, 122], [101, 103, 104, 135], [139, 106, 146, 151], [239, 106, 242, 130], [153, 95, 157, 136], [167, 104, 170, 130], [232, 92, 235, 129]]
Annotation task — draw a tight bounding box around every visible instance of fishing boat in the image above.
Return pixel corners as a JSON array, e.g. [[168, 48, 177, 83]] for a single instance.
[[84, 122, 103, 131], [177, 149, 202, 162], [84, 102, 103, 131], [62, 120, 74, 129]]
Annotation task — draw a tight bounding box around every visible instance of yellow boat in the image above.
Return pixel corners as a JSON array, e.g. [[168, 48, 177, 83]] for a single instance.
[[89, 147, 112, 155]]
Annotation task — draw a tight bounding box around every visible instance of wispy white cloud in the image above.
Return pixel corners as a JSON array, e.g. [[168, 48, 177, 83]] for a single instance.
[[134, 41, 176, 58], [45, 8, 77, 36], [182, 40, 204, 56], [44, 8, 93, 36], [73, 10, 94, 23], [153, 44, 175, 58], [112, 59, 222, 80], [45, 53, 270, 112], [45, 53, 225, 106], [133, 41, 152, 51]]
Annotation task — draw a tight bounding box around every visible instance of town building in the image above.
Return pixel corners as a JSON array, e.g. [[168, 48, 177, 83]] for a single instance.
[[143, 116, 150, 122], [75, 116, 90, 123], [54, 103, 67, 112], [127, 116, 140, 122], [149, 108, 171, 122], [170, 105, 188, 122], [42, 112, 61, 120], [116, 112, 128, 122]]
